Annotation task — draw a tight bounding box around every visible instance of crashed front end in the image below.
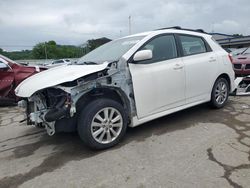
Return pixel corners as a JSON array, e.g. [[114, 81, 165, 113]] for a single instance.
[[19, 87, 74, 135], [15, 60, 135, 136], [15, 62, 112, 135]]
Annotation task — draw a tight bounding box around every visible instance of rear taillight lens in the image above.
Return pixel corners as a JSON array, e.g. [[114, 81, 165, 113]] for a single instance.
[[228, 54, 233, 63]]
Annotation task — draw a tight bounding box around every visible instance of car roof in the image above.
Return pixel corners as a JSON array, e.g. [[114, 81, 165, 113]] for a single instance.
[[123, 28, 210, 39]]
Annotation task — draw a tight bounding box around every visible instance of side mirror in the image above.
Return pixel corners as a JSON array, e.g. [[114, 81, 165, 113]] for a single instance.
[[133, 50, 152, 62], [0, 62, 8, 69]]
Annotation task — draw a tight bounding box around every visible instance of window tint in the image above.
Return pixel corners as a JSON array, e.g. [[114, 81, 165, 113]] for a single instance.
[[179, 35, 207, 56], [139, 35, 177, 64]]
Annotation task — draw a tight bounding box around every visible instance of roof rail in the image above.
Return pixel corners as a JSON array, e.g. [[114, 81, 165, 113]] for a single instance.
[[156, 26, 207, 34]]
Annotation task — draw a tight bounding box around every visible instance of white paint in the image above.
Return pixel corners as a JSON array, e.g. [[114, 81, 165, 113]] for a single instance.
[[129, 57, 185, 119], [133, 50, 152, 62], [15, 62, 109, 97], [127, 31, 235, 126]]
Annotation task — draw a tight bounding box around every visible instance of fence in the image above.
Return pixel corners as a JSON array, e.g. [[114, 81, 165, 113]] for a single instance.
[[16, 58, 80, 66]]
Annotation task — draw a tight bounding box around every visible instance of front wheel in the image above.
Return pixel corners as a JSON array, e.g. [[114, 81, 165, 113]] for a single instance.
[[210, 77, 229, 108], [77, 98, 127, 150]]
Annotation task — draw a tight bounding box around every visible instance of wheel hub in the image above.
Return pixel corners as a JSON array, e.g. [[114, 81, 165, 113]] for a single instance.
[[91, 107, 123, 144]]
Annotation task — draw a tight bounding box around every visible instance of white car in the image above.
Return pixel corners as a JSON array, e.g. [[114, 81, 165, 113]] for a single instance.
[[15, 27, 235, 149], [45, 59, 71, 68]]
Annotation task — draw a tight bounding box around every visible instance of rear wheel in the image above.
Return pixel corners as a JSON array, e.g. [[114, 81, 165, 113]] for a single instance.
[[77, 98, 127, 149], [210, 77, 229, 108]]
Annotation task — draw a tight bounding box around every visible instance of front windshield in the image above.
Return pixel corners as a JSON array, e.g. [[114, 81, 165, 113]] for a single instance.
[[231, 47, 248, 56], [242, 47, 250, 55], [77, 36, 145, 64]]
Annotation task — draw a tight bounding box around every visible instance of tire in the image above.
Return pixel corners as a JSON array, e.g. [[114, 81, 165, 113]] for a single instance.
[[210, 77, 229, 108], [77, 98, 127, 150]]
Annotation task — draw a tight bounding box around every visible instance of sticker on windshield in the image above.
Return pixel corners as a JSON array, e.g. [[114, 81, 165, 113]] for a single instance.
[[122, 40, 140, 45]]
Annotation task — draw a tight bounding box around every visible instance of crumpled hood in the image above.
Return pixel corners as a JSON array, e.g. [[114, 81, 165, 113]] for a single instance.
[[15, 62, 109, 97]]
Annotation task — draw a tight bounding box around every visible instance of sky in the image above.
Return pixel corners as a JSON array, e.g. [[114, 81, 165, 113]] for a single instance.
[[0, 0, 250, 51]]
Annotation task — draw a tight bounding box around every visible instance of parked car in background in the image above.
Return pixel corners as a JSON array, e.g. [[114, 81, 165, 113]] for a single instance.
[[16, 27, 235, 149], [0, 54, 47, 104], [44, 59, 71, 68], [230, 47, 248, 57], [231, 47, 250, 77]]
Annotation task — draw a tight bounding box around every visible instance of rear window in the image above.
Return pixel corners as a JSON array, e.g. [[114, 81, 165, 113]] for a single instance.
[[179, 35, 207, 56]]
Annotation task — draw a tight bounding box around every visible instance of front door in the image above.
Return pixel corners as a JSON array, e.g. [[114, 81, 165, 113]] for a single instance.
[[129, 34, 185, 119]]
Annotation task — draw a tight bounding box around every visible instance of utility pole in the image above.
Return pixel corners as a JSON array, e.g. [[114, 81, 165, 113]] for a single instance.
[[128, 15, 131, 35], [44, 42, 48, 59], [211, 22, 215, 33]]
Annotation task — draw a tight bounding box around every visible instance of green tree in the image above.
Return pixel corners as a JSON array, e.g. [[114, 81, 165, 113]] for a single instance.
[[86, 37, 111, 51], [32, 41, 85, 59], [32, 43, 46, 59], [32, 41, 58, 59]]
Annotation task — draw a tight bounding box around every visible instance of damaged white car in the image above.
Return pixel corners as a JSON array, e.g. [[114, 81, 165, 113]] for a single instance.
[[15, 27, 235, 149]]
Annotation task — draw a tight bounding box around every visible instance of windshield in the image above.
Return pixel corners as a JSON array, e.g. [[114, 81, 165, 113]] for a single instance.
[[231, 47, 248, 56], [242, 47, 250, 55], [77, 36, 145, 64]]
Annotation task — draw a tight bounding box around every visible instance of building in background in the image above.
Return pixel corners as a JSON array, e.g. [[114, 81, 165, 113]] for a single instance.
[[211, 33, 250, 49]]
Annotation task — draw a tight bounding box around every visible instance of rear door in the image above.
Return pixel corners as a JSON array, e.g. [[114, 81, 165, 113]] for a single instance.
[[129, 34, 185, 119], [0, 60, 14, 97], [177, 34, 218, 104]]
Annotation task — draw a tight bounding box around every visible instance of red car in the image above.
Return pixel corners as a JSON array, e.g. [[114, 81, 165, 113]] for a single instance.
[[232, 47, 250, 77], [0, 54, 46, 104]]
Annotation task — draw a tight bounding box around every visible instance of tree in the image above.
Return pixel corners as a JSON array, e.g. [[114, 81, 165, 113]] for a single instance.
[[32, 41, 58, 59], [32, 43, 46, 59], [2, 37, 111, 60], [86, 37, 111, 51], [32, 41, 85, 59]]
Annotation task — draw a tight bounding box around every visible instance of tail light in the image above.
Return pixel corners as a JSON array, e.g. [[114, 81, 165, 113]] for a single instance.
[[228, 54, 233, 63]]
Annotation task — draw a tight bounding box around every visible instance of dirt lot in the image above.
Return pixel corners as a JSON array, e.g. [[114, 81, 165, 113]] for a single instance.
[[0, 96, 249, 188]]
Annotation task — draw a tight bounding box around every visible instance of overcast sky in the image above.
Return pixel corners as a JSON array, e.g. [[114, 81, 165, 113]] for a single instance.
[[0, 0, 250, 51]]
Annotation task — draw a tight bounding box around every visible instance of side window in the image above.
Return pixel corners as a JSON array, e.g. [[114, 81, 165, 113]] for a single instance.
[[139, 35, 177, 64], [179, 35, 207, 56], [0, 60, 8, 69]]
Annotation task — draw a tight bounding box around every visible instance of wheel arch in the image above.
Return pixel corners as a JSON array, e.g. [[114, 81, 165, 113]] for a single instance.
[[76, 87, 131, 122], [216, 73, 231, 91]]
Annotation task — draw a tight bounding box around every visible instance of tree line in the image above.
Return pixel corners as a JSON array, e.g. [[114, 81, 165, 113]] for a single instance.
[[0, 37, 111, 60]]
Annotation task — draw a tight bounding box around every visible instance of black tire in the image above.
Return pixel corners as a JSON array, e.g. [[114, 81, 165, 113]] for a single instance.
[[210, 77, 229, 108], [77, 98, 127, 150]]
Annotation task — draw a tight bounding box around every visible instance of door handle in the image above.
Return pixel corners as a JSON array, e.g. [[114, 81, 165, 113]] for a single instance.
[[209, 57, 216, 62], [173, 64, 183, 70]]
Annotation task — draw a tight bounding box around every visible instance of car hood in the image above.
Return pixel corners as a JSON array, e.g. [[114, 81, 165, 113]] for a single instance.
[[233, 55, 250, 63], [15, 62, 109, 97]]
